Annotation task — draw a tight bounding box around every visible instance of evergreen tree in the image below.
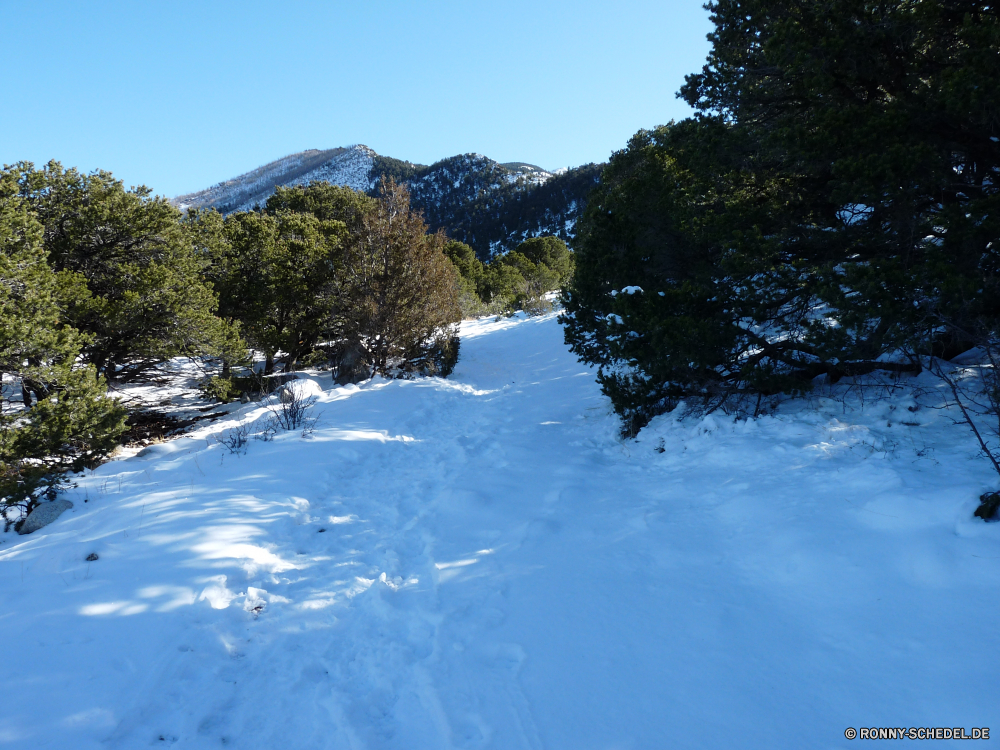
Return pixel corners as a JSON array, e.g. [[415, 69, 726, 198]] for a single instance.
[[13, 162, 242, 382], [443, 240, 487, 318], [564, 0, 1000, 432], [443, 240, 484, 283], [477, 262, 528, 313], [496, 251, 560, 311], [265, 181, 375, 225], [332, 180, 461, 379], [442, 237, 565, 316], [515, 236, 575, 286], [212, 208, 347, 374], [0, 171, 126, 524], [679, 0, 1000, 354]]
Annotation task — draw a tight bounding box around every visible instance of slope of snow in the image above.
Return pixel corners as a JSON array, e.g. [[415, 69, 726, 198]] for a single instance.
[[278, 145, 375, 201], [175, 146, 376, 214], [1, 314, 998, 748]]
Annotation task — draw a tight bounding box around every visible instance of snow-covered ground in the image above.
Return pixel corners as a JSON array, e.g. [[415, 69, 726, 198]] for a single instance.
[[1, 313, 998, 749]]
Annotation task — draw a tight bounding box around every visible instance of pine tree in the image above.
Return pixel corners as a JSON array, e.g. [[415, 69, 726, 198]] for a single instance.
[[679, 0, 1000, 353], [515, 236, 575, 286], [13, 162, 243, 382], [0, 171, 126, 525], [332, 180, 461, 379], [564, 0, 1000, 433], [443, 240, 487, 318], [213, 208, 347, 374]]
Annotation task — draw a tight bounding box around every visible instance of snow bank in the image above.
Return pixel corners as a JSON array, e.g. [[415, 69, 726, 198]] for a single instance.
[[0, 313, 997, 748]]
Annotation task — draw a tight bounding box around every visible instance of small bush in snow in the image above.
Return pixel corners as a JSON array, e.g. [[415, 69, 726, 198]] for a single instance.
[[250, 383, 319, 442], [271, 392, 318, 432], [253, 416, 278, 443], [215, 418, 253, 455]]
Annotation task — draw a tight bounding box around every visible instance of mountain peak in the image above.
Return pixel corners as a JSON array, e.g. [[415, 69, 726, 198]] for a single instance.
[[174, 145, 376, 213], [174, 145, 603, 257]]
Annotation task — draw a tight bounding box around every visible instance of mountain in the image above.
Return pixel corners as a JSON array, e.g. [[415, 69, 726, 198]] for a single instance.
[[173, 145, 602, 258], [174, 146, 377, 215]]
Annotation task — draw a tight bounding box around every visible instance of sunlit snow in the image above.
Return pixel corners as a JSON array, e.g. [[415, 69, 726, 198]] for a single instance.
[[1, 313, 997, 748]]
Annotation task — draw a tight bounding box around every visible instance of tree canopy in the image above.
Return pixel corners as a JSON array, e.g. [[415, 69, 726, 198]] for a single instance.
[[0, 170, 126, 523], [332, 180, 461, 379], [12, 162, 243, 382], [208, 207, 346, 374], [563, 0, 1000, 432]]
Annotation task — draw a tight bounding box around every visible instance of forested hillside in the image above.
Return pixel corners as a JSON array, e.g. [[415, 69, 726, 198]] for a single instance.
[[175, 146, 601, 258]]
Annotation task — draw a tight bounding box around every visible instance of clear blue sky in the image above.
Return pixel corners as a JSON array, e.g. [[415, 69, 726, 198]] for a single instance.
[[0, 1, 713, 198]]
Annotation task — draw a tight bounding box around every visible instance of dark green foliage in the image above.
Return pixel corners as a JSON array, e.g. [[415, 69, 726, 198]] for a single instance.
[[267, 180, 461, 377], [564, 0, 1000, 432], [515, 236, 574, 286], [332, 180, 461, 379], [202, 182, 377, 377], [443, 241, 488, 318], [563, 125, 735, 428], [371, 155, 602, 259], [443, 237, 568, 317], [205, 180, 461, 384], [212, 206, 346, 374], [0, 171, 126, 523], [496, 252, 560, 310], [14, 162, 243, 382], [444, 240, 484, 282], [444, 232, 574, 316], [477, 263, 528, 313], [679, 0, 1000, 341], [266, 181, 375, 225], [198, 375, 239, 403], [369, 155, 426, 188]]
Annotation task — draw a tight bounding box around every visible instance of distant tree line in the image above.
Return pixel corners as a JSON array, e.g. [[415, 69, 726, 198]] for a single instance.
[[563, 0, 1000, 437], [369, 155, 601, 259], [444, 235, 574, 318]]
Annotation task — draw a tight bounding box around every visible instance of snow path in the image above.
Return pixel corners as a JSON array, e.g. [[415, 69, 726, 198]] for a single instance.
[[1, 313, 999, 748]]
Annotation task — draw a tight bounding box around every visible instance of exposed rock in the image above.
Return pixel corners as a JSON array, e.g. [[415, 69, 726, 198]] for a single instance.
[[18, 499, 73, 535], [975, 492, 1000, 521], [333, 344, 372, 385], [277, 379, 323, 403]]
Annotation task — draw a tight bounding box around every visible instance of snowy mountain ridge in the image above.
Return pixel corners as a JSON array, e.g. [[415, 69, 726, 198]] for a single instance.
[[174, 145, 377, 214], [173, 145, 601, 257], [173, 146, 551, 216]]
